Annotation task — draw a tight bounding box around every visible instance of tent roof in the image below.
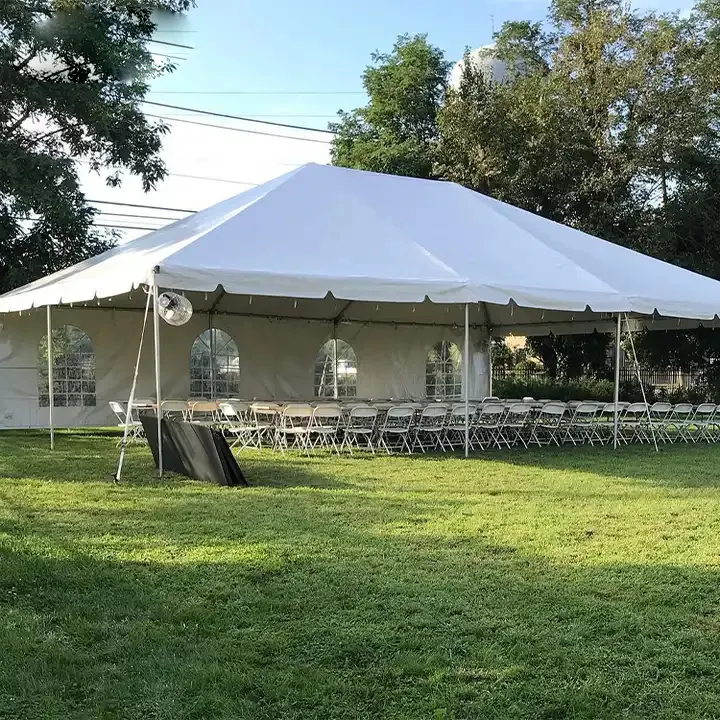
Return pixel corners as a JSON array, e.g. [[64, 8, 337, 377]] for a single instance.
[[2, 162, 720, 320]]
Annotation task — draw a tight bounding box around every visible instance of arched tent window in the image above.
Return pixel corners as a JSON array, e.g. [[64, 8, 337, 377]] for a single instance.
[[426, 341, 462, 399], [190, 329, 240, 399], [314, 339, 357, 398], [38, 326, 96, 407]]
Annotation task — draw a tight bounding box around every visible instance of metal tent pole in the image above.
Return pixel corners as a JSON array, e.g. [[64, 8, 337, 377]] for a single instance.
[[46, 305, 54, 450], [625, 313, 659, 453], [613, 314, 621, 449], [208, 312, 215, 399], [333, 335, 339, 401], [115, 289, 152, 483], [152, 276, 164, 476], [464, 303, 470, 458]]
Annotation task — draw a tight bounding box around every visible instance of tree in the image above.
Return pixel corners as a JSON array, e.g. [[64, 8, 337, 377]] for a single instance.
[[0, 0, 195, 293], [331, 34, 450, 178]]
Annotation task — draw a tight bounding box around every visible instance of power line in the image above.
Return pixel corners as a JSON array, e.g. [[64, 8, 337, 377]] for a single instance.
[[87, 199, 197, 213], [79, 159, 260, 187], [159, 113, 337, 119], [147, 39, 194, 50], [147, 113, 333, 144], [95, 222, 162, 231], [142, 100, 335, 134], [147, 90, 364, 95], [96, 210, 183, 221], [151, 52, 189, 62]]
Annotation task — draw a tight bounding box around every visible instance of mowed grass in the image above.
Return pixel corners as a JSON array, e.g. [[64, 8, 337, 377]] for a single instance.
[[2, 433, 720, 719]]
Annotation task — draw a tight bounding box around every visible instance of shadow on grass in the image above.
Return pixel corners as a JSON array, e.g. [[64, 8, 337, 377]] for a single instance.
[[3, 429, 720, 492], [1, 522, 719, 719]]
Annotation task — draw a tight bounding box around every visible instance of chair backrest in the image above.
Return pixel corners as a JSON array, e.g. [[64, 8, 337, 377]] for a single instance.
[[695, 403, 716, 416], [478, 403, 505, 421], [650, 402, 672, 417], [313, 404, 342, 419], [574, 402, 600, 418], [625, 402, 648, 417], [416, 405, 447, 429], [450, 403, 478, 419], [349, 404, 378, 419], [507, 403, 532, 416], [482, 396, 500, 403], [161, 400, 188, 413], [539, 402, 566, 417], [109, 401, 126, 422], [220, 401, 249, 419], [190, 400, 218, 415], [671, 403, 694, 416], [602, 402, 621, 414], [283, 403, 313, 418], [382, 405, 414, 431]]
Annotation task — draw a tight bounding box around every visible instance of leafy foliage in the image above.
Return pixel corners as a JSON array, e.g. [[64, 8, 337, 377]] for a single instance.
[[330, 34, 450, 178], [0, 0, 195, 293], [333, 0, 720, 375]]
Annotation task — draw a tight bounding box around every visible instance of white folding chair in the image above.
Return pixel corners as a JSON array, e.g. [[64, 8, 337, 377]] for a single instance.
[[693, 403, 718, 443], [599, 402, 626, 444], [621, 403, 649, 444], [278, 403, 314, 453], [500, 403, 533, 448], [414, 405, 449, 453], [251, 403, 282, 450], [189, 400, 219, 426], [161, 399, 189, 421], [309, 404, 343, 454], [445, 403, 479, 451], [649, 402, 673, 443], [219, 401, 255, 450], [665, 403, 695, 443], [109, 401, 144, 445], [530, 402, 566, 447], [341, 405, 378, 454], [473, 403, 506, 450], [378, 405, 415, 454], [565, 402, 601, 446]]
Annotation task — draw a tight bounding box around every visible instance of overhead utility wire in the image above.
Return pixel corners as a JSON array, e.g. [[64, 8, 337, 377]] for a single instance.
[[147, 90, 363, 95], [142, 101, 336, 134], [146, 113, 332, 144], [87, 198, 197, 213], [147, 39, 195, 50]]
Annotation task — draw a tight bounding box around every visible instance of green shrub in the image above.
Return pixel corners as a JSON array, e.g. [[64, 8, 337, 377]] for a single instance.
[[493, 376, 714, 404]]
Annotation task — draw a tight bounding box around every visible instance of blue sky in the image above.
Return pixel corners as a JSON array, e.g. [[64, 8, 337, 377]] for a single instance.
[[148, 0, 692, 130]]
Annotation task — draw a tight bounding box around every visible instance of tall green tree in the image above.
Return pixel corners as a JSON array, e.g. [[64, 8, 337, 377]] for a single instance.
[[331, 34, 449, 178], [0, 0, 195, 293]]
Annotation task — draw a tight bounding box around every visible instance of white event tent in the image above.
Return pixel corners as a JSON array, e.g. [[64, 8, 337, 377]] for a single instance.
[[1, 162, 720, 461]]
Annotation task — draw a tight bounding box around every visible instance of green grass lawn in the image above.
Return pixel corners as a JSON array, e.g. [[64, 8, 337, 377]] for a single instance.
[[2, 432, 720, 719]]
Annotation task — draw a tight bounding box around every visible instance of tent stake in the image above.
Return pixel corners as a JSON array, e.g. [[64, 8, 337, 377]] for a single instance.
[[46, 305, 54, 450], [153, 275, 164, 476]]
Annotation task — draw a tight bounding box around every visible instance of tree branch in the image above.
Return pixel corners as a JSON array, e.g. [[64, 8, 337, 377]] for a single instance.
[[13, 47, 37, 72], [3, 108, 32, 137]]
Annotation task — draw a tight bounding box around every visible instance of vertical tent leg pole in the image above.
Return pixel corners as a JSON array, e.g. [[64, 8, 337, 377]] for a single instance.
[[464, 303, 470, 459], [152, 276, 164, 476], [208, 312, 215, 400], [46, 305, 54, 450], [116, 289, 152, 483], [333, 330, 339, 401], [488, 335, 493, 398], [613, 314, 621, 450], [625, 313, 659, 453]]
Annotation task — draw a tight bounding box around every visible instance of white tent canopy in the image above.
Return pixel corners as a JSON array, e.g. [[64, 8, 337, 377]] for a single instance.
[[3, 162, 720, 323]]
